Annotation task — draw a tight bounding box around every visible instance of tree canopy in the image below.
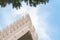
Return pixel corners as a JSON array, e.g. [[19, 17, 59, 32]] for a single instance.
[[0, 0, 49, 9]]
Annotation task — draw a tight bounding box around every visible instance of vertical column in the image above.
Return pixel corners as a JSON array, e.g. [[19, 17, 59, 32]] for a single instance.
[[31, 31, 38, 40], [25, 14, 38, 40], [28, 23, 38, 40], [30, 26, 38, 40]]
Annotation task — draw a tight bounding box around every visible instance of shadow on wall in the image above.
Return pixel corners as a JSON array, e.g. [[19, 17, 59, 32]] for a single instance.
[[18, 31, 33, 40]]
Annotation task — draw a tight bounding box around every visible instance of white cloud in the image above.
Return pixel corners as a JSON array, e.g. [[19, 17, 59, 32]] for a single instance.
[[12, 5, 51, 40]]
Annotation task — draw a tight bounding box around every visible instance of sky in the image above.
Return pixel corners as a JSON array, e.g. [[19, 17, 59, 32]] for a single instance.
[[0, 0, 60, 40]]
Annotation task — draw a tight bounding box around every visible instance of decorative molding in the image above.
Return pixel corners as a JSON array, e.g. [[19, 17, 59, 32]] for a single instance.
[[0, 14, 38, 40]]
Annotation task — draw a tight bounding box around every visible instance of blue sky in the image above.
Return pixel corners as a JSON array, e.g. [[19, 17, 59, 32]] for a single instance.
[[0, 0, 60, 40]]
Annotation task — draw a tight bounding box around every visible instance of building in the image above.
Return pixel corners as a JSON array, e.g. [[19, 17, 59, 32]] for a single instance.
[[0, 14, 38, 40]]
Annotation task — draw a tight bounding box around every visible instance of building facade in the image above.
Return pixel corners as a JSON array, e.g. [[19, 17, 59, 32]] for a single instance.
[[0, 14, 38, 40]]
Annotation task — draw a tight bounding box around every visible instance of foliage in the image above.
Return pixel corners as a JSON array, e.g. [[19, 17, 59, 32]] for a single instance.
[[0, 0, 49, 9]]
